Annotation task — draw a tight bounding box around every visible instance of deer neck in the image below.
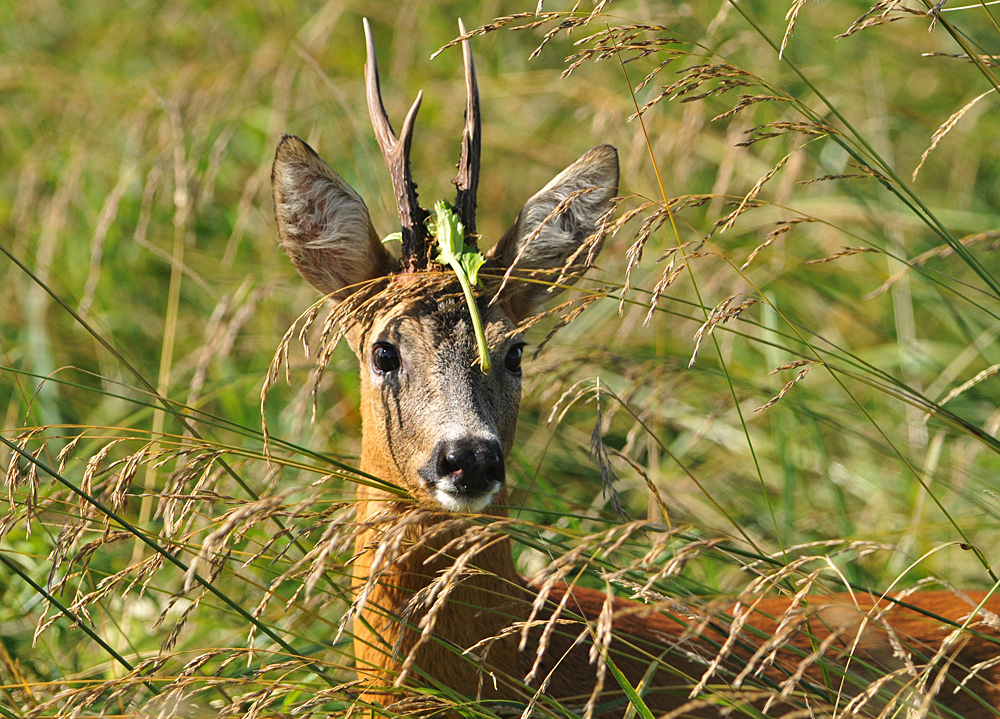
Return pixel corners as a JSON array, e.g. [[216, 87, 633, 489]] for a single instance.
[[354, 444, 522, 589], [352, 443, 530, 693]]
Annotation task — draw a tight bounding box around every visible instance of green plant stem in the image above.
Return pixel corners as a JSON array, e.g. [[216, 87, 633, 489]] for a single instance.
[[604, 653, 654, 719], [451, 260, 491, 373]]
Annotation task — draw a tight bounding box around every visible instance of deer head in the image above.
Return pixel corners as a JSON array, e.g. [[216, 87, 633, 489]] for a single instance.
[[271, 21, 618, 516]]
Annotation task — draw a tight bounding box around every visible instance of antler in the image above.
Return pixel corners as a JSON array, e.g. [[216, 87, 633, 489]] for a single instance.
[[364, 18, 429, 273], [452, 19, 481, 247]]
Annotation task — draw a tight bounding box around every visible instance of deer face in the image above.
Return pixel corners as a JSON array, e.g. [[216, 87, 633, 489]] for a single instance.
[[354, 294, 523, 512], [271, 22, 618, 513]]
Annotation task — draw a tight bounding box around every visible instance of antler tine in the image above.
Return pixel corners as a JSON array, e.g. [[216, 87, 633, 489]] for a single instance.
[[363, 18, 429, 273], [453, 18, 481, 247]]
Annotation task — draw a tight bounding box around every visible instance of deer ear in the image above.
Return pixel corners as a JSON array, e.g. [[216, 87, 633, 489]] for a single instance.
[[488, 144, 618, 316], [272, 135, 395, 298]]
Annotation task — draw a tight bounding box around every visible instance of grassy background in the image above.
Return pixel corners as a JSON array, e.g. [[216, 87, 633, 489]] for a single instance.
[[2, 0, 998, 715]]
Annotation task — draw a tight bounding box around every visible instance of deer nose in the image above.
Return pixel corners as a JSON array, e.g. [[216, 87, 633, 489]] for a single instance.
[[433, 437, 504, 495]]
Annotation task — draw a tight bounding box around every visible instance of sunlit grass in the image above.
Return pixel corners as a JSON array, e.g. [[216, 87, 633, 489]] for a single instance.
[[2, 0, 999, 716]]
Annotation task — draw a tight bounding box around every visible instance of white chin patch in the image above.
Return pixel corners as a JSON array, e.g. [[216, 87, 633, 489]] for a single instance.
[[435, 487, 497, 514]]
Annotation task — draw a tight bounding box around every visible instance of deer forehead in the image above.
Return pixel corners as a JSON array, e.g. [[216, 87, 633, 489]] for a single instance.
[[362, 295, 519, 361]]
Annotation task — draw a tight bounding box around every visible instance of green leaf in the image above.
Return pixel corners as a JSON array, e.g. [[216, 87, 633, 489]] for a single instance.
[[605, 654, 655, 719], [381, 231, 402, 245], [460, 250, 486, 287], [430, 200, 465, 265]]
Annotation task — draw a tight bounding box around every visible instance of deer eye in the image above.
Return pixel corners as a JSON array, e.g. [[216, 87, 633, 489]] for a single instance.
[[372, 343, 401, 374], [504, 344, 524, 374]]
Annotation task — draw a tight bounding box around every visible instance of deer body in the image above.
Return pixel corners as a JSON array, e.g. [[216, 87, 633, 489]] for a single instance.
[[272, 21, 1000, 717]]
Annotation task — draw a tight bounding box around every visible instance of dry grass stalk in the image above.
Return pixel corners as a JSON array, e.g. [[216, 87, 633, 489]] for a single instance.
[[736, 120, 837, 148], [847, 159, 893, 183], [159, 448, 226, 539], [3, 429, 43, 536], [689, 295, 760, 368], [187, 281, 268, 407], [605, 445, 671, 521], [629, 61, 757, 121], [914, 229, 1000, 265], [923, 51, 1000, 68], [838, 1, 924, 38], [440, 5, 624, 64], [780, 0, 808, 60], [716, 155, 791, 234], [609, 536, 728, 599], [664, 62, 754, 103], [521, 522, 648, 652], [865, 229, 1000, 299], [334, 506, 478, 651], [48, 531, 133, 606], [432, 12, 561, 58], [293, 502, 357, 599], [184, 493, 288, 592], [524, 291, 604, 358], [741, 218, 816, 271], [644, 247, 711, 326], [590, 386, 628, 520], [961, 654, 1000, 693], [934, 363, 1000, 413], [712, 94, 791, 122], [634, 55, 686, 92], [394, 521, 525, 689], [913, 88, 996, 180], [925, 0, 949, 33], [611, 195, 720, 314], [561, 24, 680, 78], [489, 186, 612, 305], [802, 246, 881, 265], [378, 695, 467, 718], [732, 575, 826, 691], [79, 165, 139, 319], [796, 172, 873, 185], [581, 588, 614, 719], [754, 360, 819, 413], [613, 200, 659, 313]]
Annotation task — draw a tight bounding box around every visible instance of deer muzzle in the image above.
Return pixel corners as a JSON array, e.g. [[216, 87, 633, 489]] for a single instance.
[[421, 435, 504, 513]]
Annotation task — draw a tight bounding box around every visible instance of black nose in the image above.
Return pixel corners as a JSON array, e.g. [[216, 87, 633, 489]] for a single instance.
[[433, 437, 504, 494]]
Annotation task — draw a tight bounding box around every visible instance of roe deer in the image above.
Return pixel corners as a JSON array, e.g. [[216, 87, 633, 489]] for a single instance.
[[271, 19, 1000, 717]]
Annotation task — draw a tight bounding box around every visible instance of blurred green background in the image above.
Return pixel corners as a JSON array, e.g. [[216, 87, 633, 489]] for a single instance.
[[1, 0, 998, 714]]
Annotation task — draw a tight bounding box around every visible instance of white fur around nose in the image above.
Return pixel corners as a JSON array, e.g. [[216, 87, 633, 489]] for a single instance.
[[434, 487, 498, 514]]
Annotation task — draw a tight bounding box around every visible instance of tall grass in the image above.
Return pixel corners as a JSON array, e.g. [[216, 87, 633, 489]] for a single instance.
[[2, 0, 998, 716]]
